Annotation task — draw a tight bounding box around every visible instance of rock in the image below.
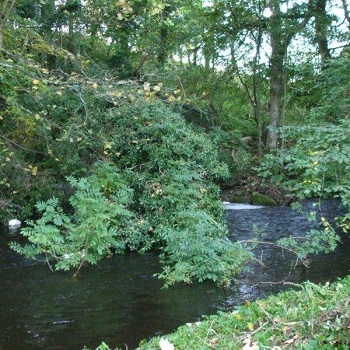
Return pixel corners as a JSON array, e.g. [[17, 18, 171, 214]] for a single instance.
[[251, 192, 278, 206], [220, 175, 290, 206]]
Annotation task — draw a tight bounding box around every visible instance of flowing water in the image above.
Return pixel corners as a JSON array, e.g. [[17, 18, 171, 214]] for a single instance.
[[1, 200, 349, 349]]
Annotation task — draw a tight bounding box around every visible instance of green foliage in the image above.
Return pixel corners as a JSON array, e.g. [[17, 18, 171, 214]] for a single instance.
[[10, 170, 136, 272], [3, 0, 348, 287], [277, 225, 340, 261], [257, 119, 350, 247], [86, 99, 253, 285], [309, 55, 350, 122], [8, 91, 251, 285], [257, 119, 350, 200], [157, 208, 251, 285], [208, 127, 254, 182], [287, 55, 350, 126], [1, 34, 252, 285]]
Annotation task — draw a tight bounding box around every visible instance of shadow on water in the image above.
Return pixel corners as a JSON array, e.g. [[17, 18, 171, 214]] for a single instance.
[[1, 200, 350, 349], [0, 230, 221, 350]]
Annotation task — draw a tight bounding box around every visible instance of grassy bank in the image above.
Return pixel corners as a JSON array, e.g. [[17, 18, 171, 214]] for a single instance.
[[132, 276, 350, 350]]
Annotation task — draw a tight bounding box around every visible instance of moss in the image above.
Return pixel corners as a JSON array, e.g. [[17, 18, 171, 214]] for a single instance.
[[251, 192, 278, 206]]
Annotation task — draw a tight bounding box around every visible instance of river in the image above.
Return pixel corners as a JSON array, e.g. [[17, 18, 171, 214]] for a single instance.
[[0, 200, 349, 349]]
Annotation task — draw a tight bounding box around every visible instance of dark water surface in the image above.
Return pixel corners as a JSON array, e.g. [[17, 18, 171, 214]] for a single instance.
[[1, 200, 349, 349]]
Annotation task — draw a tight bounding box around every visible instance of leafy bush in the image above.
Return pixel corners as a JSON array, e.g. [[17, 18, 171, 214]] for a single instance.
[[1, 35, 251, 285], [90, 100, 251, 285], [257, 119, 350, 248], [257, 120, 350, 200], [10, 169, 136, 273], [310, 55, 350, 122], [11, 97, 251, 285]]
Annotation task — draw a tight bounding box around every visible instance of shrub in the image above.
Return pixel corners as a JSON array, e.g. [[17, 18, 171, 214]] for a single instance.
[[10, 169, 136, 273], [12, 99, 251, 285]]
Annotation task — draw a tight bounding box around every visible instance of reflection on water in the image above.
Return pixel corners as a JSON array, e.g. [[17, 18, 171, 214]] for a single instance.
[[1, 200, 349, 349], [0, 229, 221, 350]]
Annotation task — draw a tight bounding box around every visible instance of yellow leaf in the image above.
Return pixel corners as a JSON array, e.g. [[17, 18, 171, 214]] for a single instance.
[[247, 322, 254, 331], [32, 79, 40, 85], [285, 338, 296, 345], [104, 142, 113, 150], [234, 313, 242, 320], [31, 166, 38, 176], [34, 114, 41, 120]]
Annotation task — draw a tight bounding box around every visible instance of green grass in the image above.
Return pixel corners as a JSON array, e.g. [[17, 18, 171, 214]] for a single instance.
[[135, 276, 350, 350]]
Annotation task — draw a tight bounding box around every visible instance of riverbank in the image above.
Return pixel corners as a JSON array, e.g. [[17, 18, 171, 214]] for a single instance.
[[134, 276, 350, 349]]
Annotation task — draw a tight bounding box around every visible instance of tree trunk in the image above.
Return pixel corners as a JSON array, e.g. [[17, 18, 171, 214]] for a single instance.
[[157, 5, 171, 65], [266, 0, 313, 150], [314, 0, 332, 65], [267, 0, 285, 150]]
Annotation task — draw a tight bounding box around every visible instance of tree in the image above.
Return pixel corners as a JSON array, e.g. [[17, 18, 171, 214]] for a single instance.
[[266, 0, 313, 149], [314, 0, 332, 65]]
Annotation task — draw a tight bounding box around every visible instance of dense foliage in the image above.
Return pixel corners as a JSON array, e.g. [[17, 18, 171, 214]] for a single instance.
[[3, 69, 251, 284], [10, 168, 136, 273], [0, 0, 349, 286]]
